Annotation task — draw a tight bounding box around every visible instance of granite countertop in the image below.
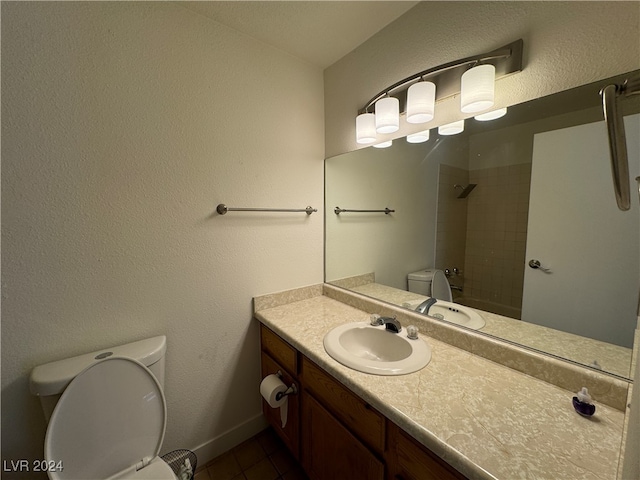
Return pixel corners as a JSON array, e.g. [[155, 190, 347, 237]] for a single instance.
[[255, 293, 625, 480]]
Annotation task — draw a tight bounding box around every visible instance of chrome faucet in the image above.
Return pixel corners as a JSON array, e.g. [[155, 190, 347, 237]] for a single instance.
[[381, 316, 402, 333], [415, 297, 437, 315]]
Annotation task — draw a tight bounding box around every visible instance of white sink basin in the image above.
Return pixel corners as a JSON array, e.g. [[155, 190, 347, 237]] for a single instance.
[[403, 299, 485, 330], [323, 322, 431, 375]]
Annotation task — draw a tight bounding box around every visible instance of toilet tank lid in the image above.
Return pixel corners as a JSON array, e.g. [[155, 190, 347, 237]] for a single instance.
[[30, 335, 166, 397], [408, 269, 438, 281]]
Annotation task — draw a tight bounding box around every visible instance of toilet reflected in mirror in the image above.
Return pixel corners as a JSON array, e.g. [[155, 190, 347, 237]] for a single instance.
[[407, 269, 452, 302]]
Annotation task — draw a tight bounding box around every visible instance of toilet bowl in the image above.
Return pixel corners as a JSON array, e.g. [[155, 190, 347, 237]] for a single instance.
[[407, 268, 453, 301], [30, 337, 176, 480]]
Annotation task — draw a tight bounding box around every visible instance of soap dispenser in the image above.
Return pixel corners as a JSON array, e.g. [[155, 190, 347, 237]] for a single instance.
[[572, 387, 596, 417]]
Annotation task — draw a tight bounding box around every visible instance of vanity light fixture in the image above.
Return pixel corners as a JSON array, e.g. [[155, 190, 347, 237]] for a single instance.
[[406, 129, 430, 143], [355, 39, 523, 144], [438, 120, 464, 136], [375, 96, 400, 133], [460, 64, 496, 113], [474, 107, 508, 121], [373, 140, 393, 148]]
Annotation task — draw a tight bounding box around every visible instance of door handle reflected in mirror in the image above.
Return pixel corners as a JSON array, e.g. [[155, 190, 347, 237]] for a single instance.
[[528, 259, 552, 273]]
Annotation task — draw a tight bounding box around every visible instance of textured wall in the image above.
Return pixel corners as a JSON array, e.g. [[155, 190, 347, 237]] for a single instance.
[[1, 2, 324, 474], [324, 1, 640, 157]]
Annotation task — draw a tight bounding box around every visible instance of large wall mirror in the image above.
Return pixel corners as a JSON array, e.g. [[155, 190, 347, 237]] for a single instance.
[[326, 70, 640, 380]]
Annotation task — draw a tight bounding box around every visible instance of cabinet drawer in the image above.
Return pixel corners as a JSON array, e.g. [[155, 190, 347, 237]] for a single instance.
[[390, 423, 466, 480], [302, 357, 385, 454], [260, 325, 298, 376]]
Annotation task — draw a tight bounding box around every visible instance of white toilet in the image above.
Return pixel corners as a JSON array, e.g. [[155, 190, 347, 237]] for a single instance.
[[29, 336, 177, 480], [407, 268, 453, 301]]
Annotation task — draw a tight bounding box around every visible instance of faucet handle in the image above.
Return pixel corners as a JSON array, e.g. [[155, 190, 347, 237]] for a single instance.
[[370, 314, 384, 326], [406, 325, 419, 340]]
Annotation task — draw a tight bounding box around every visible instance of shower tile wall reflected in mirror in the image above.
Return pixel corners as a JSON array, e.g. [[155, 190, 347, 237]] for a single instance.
[[436, 155, 532, 319]]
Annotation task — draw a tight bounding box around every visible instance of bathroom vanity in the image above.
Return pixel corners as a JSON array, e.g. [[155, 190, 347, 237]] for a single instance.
[[254, 284, 628, 480], [261, 324, 463, 480]]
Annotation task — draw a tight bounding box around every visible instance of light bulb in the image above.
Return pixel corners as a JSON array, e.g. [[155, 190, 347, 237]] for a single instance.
[[474, 107, 507, 121], [375, 97, 400, 134], [438, 120, 464, 136], [406, 81, 436, 124], [406, 130, 430, 143], [356, 113, 377, 144], [461, 64, 495, 113]]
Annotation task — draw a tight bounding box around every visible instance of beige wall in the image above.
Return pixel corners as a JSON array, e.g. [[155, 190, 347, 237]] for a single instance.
[[324, 1, 640, 158], [1, 2, 324, 474]]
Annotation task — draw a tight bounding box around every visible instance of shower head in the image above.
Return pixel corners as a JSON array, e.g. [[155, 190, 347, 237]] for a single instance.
[[454, 183, 477, 199]]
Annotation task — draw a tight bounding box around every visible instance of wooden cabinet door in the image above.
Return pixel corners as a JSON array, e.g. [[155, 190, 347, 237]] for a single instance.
[[261, 352, 300, 460], [302, 391, 384, 480], [302, 357, 384, 454]]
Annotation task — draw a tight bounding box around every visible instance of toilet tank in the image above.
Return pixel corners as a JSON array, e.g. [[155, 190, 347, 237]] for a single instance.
[[407, 269, 434, 296], [30, 335, 166, 422]]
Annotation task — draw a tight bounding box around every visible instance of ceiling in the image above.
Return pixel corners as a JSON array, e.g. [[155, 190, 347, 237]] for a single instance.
[[177, 1, 419, 69]]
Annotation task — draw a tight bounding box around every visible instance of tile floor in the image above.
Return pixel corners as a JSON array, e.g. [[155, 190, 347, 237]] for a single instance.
[[194, 428, 308, 480]]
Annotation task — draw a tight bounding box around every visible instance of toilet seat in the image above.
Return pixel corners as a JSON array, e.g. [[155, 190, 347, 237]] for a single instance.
[[430, 269, 453, 302], [44, 356, 175, 480]]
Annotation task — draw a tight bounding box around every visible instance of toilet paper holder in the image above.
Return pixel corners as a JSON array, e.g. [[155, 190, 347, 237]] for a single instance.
[[275, 370, 298, 401]]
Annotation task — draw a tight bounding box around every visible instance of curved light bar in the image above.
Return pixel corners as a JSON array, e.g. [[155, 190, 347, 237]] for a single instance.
[[357, 39, 522, 116]]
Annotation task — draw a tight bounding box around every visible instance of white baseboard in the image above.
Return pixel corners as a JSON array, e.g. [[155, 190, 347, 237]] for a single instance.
[[190, 413, 269, 469]]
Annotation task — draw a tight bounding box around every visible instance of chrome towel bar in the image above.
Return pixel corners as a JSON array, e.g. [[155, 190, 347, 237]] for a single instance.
[[216, 204, 317, 215], [334, 207, 395, 215]]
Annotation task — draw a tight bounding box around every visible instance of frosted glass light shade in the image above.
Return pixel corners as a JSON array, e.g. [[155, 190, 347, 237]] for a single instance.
[[373, 140, 393, 148], [461, 64, 495, 113], [474, 107, 507, 121], [438, 120, 464, 136], [375, 97, 400, 133], [356, 113, 377, 144], [406, 81, 436, 124], [406, 129, 430, 143]]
